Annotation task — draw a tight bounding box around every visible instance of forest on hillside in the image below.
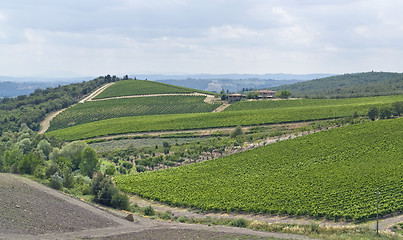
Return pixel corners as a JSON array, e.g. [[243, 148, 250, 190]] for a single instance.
[[0, 75, 121, 134], [273, 72, 403, 98]]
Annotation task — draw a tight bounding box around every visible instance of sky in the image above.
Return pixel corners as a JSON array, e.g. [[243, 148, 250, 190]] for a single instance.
[[0, 0, 403, 77]]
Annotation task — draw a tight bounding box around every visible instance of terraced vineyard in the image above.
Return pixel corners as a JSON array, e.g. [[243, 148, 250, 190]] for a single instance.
[[47, 95, 403, 141], [48, 96, 219, 131], [225, 95, 403, 111], [115, 118, 403, 221], [94, 80, 208, 99]]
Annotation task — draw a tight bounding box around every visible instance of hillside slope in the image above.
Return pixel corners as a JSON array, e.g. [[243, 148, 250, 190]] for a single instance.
[[273, 72, 403, 98], [48, 96, 219, 131], [116, 118, 403, 221], [94, 80, 211, 99], [47, 95, 403, 141]]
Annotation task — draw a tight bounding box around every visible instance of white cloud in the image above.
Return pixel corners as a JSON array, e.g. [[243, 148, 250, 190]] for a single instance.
[[1, 0, 403, 76]]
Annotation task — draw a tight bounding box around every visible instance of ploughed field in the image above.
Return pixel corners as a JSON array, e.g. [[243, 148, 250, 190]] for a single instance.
[[48, 96, 219, 131], [115, 118, 403, 222], [47, 95, 403, 141], [0, 173, 118, 235]]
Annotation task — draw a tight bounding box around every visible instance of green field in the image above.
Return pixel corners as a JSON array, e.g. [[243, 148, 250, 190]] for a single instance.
[[48, 96, 219, 131], [47, 95, 403, 141], [94, 80, 208, 99], [225, 95, 403, 111], [115, 118, 403, 221]]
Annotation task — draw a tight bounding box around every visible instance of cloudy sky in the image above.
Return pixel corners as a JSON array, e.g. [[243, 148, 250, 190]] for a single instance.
[[0, 0, 402, 77]]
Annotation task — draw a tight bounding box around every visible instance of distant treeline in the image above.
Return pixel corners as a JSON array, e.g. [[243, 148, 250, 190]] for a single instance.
[[0, 75, 121, 134], [273, 72, 403, 98]]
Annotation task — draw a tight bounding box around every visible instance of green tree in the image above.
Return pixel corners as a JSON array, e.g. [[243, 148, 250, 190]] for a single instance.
[[18, 152, 42, 174], [276, 90, 291, 99], [18, 138, 32, 154], [79, 147, 100, 178], [230, 126, 244, 138], [379, 107, 392, 119], [60, 141, 87, 170], [391, 101, 403, 116], [37, 139, 52, 159], [368, 106, 379, 121]]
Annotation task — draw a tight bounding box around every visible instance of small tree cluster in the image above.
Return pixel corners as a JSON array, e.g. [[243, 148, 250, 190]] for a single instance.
[[91, 173, 129, 210]]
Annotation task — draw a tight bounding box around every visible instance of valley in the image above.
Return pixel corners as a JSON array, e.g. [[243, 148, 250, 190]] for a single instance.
[[1, 73, 403, 239]]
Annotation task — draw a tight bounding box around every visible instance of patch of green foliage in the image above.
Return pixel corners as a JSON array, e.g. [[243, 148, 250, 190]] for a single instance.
[[225, 95, 403, 112], [94, 79, 210, 99], [273, 71, 403, 98], [49, 96, 219, 131], [47, 95, 403, 141], [115, 118, 403, 222], [0, 75, 119, 133]]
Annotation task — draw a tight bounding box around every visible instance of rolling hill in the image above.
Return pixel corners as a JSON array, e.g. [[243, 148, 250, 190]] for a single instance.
[[273, 72, 403, 98], [47, 95, 403, 141], [48, 95, 219, 131], [93, 80, 211, 99], [115, 117, 403, 221]]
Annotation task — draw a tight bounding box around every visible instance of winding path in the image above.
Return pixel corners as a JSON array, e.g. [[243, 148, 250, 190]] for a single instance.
[[39, 83, 115, 134]]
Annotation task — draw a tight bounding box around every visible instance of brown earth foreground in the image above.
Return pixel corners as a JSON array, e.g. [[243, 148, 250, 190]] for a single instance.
[[0, 173, 315, 240]]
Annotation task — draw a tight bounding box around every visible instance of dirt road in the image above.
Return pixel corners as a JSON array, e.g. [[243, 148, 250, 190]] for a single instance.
[[38, 83, 115, 134], [0, 173, 315, 240]]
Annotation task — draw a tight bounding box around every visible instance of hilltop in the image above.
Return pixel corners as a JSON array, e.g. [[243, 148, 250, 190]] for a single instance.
[[273, 72, 403, 98]]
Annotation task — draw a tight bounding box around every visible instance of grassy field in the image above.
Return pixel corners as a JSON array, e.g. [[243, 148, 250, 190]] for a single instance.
[[225, 95, 403, 111], [94, 80, 210, 99], [48, 96, 219, 131], [115, 118, 403, 222], [47, 95, 403, 141]]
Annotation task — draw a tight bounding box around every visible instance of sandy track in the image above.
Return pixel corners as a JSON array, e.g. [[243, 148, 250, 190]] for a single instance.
[[38, 83, 115, 134], [0, 173, 316, 240]]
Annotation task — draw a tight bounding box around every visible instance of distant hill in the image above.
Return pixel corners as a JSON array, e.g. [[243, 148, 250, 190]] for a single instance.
[[155, 79, 305, 93], [272, 72, 403, 98], [0, 76, 92, 98], [135, 73, 334, 93]]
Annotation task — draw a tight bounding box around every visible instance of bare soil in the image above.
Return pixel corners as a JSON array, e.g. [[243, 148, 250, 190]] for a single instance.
[[0, 173, 315, 240]]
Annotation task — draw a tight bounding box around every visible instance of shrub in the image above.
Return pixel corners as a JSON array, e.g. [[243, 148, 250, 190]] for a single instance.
[[230, 126, 243, 138], [159, 210, 172, 220], [105, 165, 116, 176], [177, 216, 188, 223], [136, 165, 146, 173], [111, 192, 130, 210], [122, 161, 133, 169], [229, 218, 247, 228], [50, 172, 63, 190], [143, 206, 155, 216]]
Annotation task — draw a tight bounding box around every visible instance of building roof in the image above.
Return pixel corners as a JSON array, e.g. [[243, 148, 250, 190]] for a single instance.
[[257, 90, 276, 94]]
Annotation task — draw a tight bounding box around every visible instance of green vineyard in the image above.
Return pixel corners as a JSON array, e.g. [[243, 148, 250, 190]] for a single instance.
[[225, 95, 403, 111], [48, 96, 219, 131], [47, 95, 403, 141], [94, 80, 208, 99], [115, 118, 403, 221]]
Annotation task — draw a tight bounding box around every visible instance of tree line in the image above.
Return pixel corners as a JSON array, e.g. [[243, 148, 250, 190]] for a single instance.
[[0, 75, 121, 134]]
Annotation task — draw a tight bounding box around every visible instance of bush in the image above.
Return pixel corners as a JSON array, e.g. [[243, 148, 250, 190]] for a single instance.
[[50, 172, 63, 190], [136, 165, 147, 173], [159, 210, 172, 220], [177, 216, 188, 223], [122, 161, 133, 169], [91, 173, 117, 205], [143, 206, 155, 216], [229, 218, 247, 228], [111, 192, 130, 210], [230, 126, 243, 138], [105, 165, 116, 176]]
